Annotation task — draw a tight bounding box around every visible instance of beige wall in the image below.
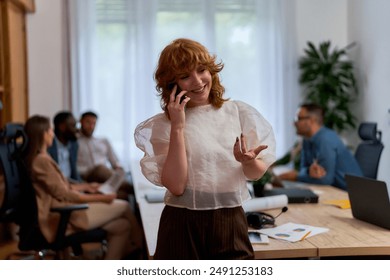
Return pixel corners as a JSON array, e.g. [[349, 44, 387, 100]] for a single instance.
[[26, 0, 68, 120]]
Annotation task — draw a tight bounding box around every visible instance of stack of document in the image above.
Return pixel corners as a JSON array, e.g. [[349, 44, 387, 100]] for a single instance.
[[259, 222, 329, 242]]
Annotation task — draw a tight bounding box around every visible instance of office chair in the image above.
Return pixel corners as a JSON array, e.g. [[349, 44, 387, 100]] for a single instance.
[[0, 123, 107, 259], [354, 122, 384, 179], [0, 123, 26, 224]]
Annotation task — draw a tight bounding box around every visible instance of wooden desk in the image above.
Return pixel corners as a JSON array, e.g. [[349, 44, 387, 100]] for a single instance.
[[131, 160, 390, 259], [285, 187, 390, 258]]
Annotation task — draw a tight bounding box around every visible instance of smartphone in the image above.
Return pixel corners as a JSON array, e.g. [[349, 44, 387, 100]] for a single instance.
[[168, 83, 186, 103], [248, 231, 269, 244]]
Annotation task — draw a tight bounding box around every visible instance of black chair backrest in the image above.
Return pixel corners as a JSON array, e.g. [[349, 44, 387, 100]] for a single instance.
[[0, 123, 27, 223], [354, 122, 384, 179], [0, 123, 49, 250]]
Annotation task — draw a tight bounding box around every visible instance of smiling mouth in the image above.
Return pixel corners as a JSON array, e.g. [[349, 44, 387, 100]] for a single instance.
[[190, 85, 206, 94]]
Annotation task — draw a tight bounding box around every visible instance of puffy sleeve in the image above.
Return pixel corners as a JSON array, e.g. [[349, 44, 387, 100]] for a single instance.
[[235, 101, 276, 168], [134, 114, 170, 186]]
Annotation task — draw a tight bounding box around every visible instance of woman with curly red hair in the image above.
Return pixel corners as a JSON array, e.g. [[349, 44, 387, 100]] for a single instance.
[[135, 38, 276, 259]]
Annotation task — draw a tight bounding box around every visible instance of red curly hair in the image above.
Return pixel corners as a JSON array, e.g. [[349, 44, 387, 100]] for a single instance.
[[154, 38, 229, 118]]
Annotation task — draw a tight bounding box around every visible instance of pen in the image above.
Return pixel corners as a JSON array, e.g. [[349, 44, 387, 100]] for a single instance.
[[300, 231, 312, 241]]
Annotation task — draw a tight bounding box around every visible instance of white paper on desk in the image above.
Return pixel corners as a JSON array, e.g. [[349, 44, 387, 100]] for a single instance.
[[259, 222, 329, 243], [98, 169, 125, 194], [242, 195, 288, 212]]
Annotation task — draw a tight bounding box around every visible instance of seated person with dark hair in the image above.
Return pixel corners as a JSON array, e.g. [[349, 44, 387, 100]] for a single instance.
[[276, 103, 363, 190], [77, 111, 134, 201], [47, 111, 81, 182], [47, 111, 143, 256], [24, 115, 139, 259]]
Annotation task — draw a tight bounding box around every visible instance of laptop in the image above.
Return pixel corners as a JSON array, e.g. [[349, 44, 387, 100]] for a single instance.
[[345, 174, 390, 229]]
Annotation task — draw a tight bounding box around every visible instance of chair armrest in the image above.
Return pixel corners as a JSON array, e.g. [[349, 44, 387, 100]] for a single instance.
[[50, 204, 90, 250], [50, 204, 89, 213]]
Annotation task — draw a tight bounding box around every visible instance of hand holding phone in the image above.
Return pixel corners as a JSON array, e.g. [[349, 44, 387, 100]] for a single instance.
[[178, 96, 187, 104], [169, 83, 187, 103]]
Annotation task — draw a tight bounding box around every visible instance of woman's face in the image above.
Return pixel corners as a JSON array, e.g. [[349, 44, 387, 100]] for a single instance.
[[44, 126, 55, 148], [176, 65, 212, 108]]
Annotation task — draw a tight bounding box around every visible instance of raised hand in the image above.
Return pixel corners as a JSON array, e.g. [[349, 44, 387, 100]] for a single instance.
[[167, 84, 190, 127], [233, 133, 268, 164]]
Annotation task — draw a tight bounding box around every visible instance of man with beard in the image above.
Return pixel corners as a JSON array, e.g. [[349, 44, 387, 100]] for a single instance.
[[47, 111, 82, 182], [276, 103, 362, 190], [77, 111, 134, 200], [46, 112, 146, 258]]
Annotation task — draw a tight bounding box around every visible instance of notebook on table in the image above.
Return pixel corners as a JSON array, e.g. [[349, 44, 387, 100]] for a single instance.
[[345, 174, 390, 229], [263, 188, 318, 204]]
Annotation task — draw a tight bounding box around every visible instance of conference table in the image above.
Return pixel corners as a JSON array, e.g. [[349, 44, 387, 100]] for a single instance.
[[131, 160, 390, 259]]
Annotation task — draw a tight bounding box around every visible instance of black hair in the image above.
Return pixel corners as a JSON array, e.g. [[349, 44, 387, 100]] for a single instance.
[[81, 111, 98, 120], [53, 111, 74, 135], [300, 103, 324, 125]]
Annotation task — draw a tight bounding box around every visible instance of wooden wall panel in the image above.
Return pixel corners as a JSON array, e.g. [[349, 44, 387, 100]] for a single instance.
[[0, 0, 34, 127], [7, 1, 27, 123], [11, 0, 35, 12]]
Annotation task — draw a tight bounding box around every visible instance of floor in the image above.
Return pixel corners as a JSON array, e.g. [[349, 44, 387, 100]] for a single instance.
[[0, 222, 105, 260], [0, 239, 107, 260], [0, 240, 20, 260], [0, 200, 147, 260]]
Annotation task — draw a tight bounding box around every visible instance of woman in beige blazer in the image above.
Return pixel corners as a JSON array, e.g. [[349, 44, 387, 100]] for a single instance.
[[24, 115, 134, 260]]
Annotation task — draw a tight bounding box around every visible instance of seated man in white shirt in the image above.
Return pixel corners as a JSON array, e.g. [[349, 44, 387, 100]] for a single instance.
[[77, 111, 134, 201]]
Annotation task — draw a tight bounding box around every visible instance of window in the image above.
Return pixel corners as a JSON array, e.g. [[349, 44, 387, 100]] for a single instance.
[[69, 0, 298, 169]]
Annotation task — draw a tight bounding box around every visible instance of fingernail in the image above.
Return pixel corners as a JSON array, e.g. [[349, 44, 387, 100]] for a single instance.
[[236, 137, 239, 142], [241, 133, 243, 137]]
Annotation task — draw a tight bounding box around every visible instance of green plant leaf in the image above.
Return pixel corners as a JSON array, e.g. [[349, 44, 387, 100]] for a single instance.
[[299, 41, 358, 132]]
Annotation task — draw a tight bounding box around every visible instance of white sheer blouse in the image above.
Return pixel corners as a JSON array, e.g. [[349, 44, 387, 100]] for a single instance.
[[134, 100, 276, 210]]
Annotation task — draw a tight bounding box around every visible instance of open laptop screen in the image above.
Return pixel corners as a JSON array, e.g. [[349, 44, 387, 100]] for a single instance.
[[345, 174, 390, 229]]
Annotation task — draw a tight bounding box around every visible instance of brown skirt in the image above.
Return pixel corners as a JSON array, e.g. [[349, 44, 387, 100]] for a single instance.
[[154, 205, 254, 260]]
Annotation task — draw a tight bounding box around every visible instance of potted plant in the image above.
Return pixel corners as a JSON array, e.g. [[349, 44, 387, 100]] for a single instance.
[[253, 41, 358, 191], [298, 41, 358, 132]]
